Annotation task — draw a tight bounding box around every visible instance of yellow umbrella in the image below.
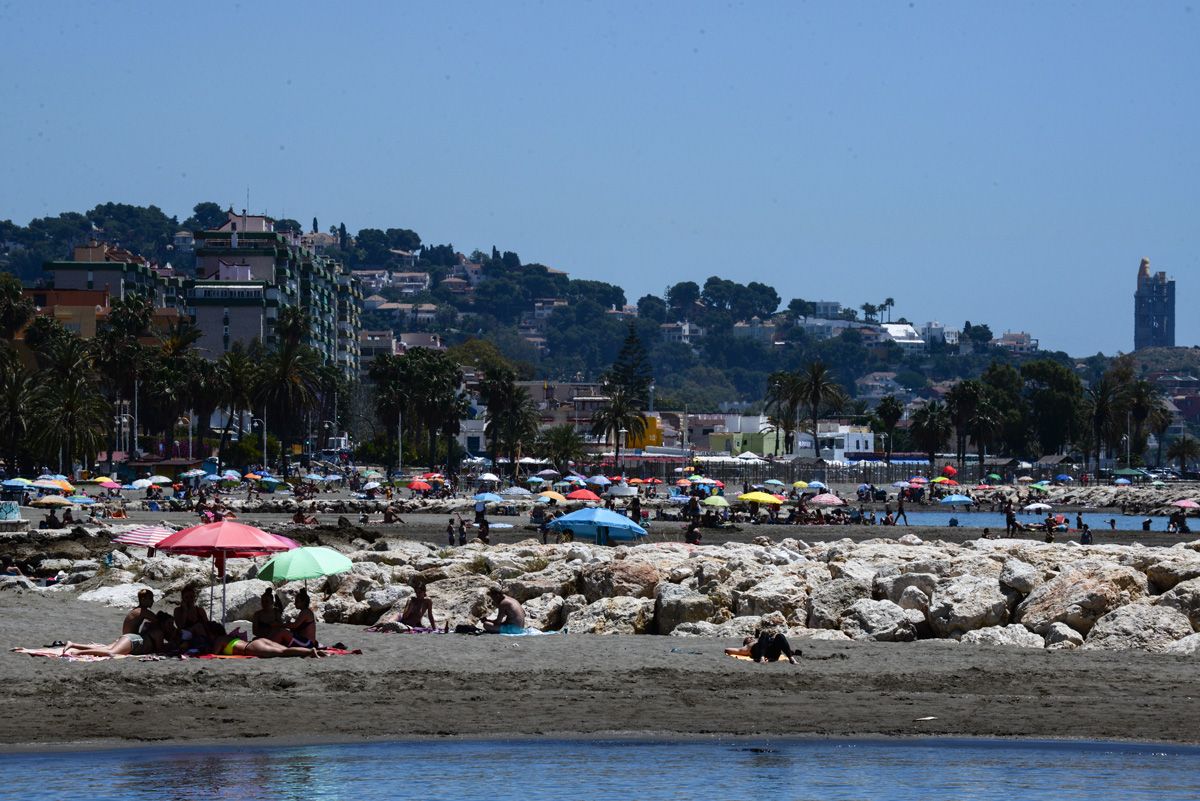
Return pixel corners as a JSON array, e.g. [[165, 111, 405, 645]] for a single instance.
[[539, 490, 567, 503], [931, 476, 950, 483], [792, 481, 808, 488], [737, 491, 783, 505], [703, 495, 729, 507], [51, 479, 75, 493]]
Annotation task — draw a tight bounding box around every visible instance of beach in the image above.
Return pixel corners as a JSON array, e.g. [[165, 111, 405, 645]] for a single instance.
[[5, 506, 1200, 750]]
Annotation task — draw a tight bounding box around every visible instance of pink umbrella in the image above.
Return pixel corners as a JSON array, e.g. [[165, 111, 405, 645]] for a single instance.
[[566, 489, 601, 502], [157, 522, 294, 622], [99, 480, 121, 490], [1172, 499, 1200, 509], [113, 525, 174, 549], [809, 493, 845, 506]]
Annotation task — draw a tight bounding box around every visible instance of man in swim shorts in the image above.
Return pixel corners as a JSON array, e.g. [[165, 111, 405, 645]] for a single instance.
[[481, 587, 526, 634]]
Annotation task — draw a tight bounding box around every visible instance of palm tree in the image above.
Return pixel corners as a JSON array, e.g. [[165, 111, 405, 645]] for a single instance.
[[157, 318, 203, 364], [881, 297, 895, 323], [590, 386, 647, 472], [946, 380, 983, 469], [0, 353, 35, 473], [967, 397, 1002, 478], [369, 352, 412, 474], [34, 336, 109, 474], [765, 370, 802, 453], [537, 424, 586, 476], [797, 361, 845, 457], [258, 343, 320, 470], [1167, 435, 1200, 472], [875, 395, 904, 464], [214, 343, 260, 468], [1127, 380, 1159, 464], [910, 400, 953, 473], [1148, 401, 1173, 468], [860, 303, 879, 323]]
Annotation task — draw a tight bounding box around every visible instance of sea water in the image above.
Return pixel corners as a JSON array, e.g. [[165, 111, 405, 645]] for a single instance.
[[880, 510, 1162, 532], [1, 738, 1196, 801]]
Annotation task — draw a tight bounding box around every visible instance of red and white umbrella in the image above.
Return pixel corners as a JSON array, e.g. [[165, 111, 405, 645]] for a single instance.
[[113, 525, 175, 549], [1172, 499, 1200, 509], [809, 493, 845, 506]]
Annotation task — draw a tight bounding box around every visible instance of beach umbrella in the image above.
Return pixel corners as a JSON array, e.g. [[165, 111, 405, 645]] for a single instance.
[[113, 525, 175, 549], [527, 476, 546, 484], [243, 473, 262, 481], [157, 522, 294, 622], [987, 473, 1003, 481], [147, 475, 173, 485], [809, 493, 845, 506], [703, 495, 729, 507], [939, 494, 973, 505], [1172, 499, 1200, 509], [407, 480, 432, 491], [303, 473, 325, 482], [362, 481, 382, 491], [260, 476, 283, 485], [477, 472, 500, 482], [1023, 502, 1052, 512], [1055, 474, 1074, 482], [130, 479, 152, 489], [31, 495, 71, 507], [180, 469, 207, 478], [942, 465, 958, 476], [258, 546, 352, 583], [675, 479, 692, 487], [807, 481, 827, 490], [792, 481, 809, 489], [892, 481, 911, 489], [627, 478, 644, 485], [222, 469, 241, 479], [737, 491, 783, 505], [764, 479, 785, 487], [644, 478, 663, 485], [474, 492, 503, 503], [1114, 478, 1132, 486], [98, 480, 122, 489], [66, 495, 95, 505], [536, 468, 561, 478], [500, 486, 532, 497], [363, 470, 384, 479], [1028, 484, 1050, 492], [973, 484, 992, 490], [1016, 476, 1034, 483], [931, 476, 950, 484], [326, 474, 343, 481], [586, 475, 612, 486], [2, 478, 28, 488], [546, 507, 647, 543], [566, 489, 601, 502], [539, 490, 567, 503], [1152, 480, 1166, 487]]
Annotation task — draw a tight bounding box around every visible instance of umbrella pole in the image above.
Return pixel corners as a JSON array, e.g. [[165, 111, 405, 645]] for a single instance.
[[209, 556, 215, 619], [222, 550, 228, 625]]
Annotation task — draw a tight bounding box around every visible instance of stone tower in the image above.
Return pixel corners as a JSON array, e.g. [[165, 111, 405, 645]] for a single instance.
[[1134, 257, 1175, 350]]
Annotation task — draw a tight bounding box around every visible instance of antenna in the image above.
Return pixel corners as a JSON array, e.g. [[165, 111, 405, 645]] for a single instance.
[[246, 187, 250, 214]]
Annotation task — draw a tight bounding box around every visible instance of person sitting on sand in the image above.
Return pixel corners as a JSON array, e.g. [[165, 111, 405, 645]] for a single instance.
[[398, 584, 436, 629], [292, 509, 319, 525], [724, 627, 797, 664], [287, 589, 318, 647], [206, 622, 324, 658], [252, 589, 290, 643], [173, 585, 209, 644], [123, 588, 158, 640], [481, 587, 526, 634], [383, 506, 405, 525]]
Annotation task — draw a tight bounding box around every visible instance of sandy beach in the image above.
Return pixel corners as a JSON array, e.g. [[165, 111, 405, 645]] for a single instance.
[[5, 509, 1200, 750]]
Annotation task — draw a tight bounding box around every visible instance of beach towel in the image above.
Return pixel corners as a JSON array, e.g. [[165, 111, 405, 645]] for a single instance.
[[10, 647, 154, 661], [364, 625, 444, 634]]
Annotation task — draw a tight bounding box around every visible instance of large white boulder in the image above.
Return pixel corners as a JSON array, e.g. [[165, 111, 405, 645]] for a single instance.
[[998, 559, 1040, 595], [806, 577, 871, 629], [736, 575, 808, 623], [1163, 633, 1200, 655], [1154, 577, 1200, 629], [578, 559, 661, 603], [1043, 622, 1085, 650], [202, 579, 273, 622], [928, 575, 1009, 637], [959, 624, 1044, 649], [1082, 603, 1194, 653], [1014, 560, 1148, 634], [78, 583, 154, 608], [839, 599, 916, 642], [503, 563, 578, 602], [565, 596, 656, 635], [523, 592, 566, 631]]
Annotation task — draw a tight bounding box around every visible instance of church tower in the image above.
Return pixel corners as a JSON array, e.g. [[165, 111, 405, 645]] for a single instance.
[[1134, 257, 1175, 350]]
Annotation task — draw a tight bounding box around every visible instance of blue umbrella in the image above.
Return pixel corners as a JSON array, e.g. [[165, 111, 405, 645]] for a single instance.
[[527, 476, 545, 484], [304, 473, 325, 482], [67, 495, 96, 505], [2, 479, 28, 488], [586, 475, 612, 486], [1114, 478, 1132, 486], [547, 507, 647, 543], [1056, 474, 1073, 482], [259, 476, 283, 485], [474, 492, 503, 503], [807, 481, 827, 490], [939, 494, 973, 505]]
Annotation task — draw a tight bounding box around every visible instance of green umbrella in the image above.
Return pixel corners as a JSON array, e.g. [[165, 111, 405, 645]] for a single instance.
[[987, 473, 1003, 481], [703, 495, 729, 507], [258, 546, 352, 583]]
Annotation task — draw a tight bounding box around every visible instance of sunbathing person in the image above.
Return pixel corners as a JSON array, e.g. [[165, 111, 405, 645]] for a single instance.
[[286, 589, 318, 647], [60, 633, 154, 657], [173, 585, 209, 643], [481, 587, 526, 633], [292, 510, 319, 525], [252, 589, 291, 644], [123, 588, 159, 639], [724, 627, 797, 664], [206, 622, 324, 658], [368, 584, 437, 632]]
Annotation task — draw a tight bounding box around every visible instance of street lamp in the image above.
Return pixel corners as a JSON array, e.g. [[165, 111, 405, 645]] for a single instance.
[[618, 428, 628, 475], [252, 417, 267, 473]]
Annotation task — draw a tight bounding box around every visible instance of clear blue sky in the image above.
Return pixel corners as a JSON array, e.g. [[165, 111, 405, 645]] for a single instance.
[[1, 2, 1197, 356]]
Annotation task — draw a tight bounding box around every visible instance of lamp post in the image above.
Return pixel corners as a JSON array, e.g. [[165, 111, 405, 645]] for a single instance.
[[618, 428, 628, 475], [176, 416, 192, 461], [252, 417, 267, 473]]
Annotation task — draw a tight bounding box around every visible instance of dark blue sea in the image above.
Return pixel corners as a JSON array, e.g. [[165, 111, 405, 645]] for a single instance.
[[2, 737, 1196, 800]]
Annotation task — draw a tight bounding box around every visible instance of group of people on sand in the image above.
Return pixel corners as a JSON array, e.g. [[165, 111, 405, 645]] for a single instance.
[[368, 584, 527, 635], [58, 586, 336, 659]]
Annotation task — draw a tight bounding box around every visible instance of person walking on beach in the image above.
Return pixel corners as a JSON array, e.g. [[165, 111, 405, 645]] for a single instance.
[[896, 496, 908, 526], [446, 517, 456, 546]]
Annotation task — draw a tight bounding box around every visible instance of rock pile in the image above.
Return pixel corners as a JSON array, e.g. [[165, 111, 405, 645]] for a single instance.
[[13, 533, 1200, 653]]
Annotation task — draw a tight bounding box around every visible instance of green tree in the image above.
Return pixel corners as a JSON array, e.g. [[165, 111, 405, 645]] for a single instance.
[[1127, 379, 1160, 463], [0, 273, 34, 339], [667, 281, 700, 318], [875, 395, 904, 464], [605, 323, 652, 405], [796, 361, 846, 454], [590, 386, 647, 471], [765, 370, 803, 454], [910, 400, 953, 472], [1149, 402, 1173, 467], [34, 335, 110, 474], [183, 202, 227, 231], [636, 294, 667, 323], [481, 367, 538, 479], [1167, 435, 1200, 471], [214, 343, 261, 469], [0, 353, 36, 472], [536, 424, 586, 475]]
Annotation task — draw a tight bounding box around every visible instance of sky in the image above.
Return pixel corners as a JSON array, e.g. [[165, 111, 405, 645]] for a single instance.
[[1, 1, 1197, 356]]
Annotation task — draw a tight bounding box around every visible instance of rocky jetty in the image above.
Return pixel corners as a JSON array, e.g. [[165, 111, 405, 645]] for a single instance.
[[12, 527, 1200, 655]]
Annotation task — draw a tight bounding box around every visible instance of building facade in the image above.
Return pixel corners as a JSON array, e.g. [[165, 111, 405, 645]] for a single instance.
[[1135, 257, 1175, 350]]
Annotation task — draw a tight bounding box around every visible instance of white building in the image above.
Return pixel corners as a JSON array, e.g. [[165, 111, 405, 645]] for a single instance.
[[878, 323, 925, 353]]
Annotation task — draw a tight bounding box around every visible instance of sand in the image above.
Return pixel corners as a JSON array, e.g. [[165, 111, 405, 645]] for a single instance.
[[3, 585, 1200, 750]]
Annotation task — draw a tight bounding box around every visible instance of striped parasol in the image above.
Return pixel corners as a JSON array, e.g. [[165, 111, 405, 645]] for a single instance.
[[113, 525, 175, 548]]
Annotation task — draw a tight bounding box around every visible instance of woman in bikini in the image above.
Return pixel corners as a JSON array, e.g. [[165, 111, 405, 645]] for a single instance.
[[206, 622, 323, 658], [286, 589, 318, 647], [60, 632, 153, 657]]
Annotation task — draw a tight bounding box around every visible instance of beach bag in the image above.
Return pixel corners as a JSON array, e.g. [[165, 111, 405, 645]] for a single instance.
[[454, 624, 484, 635]]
